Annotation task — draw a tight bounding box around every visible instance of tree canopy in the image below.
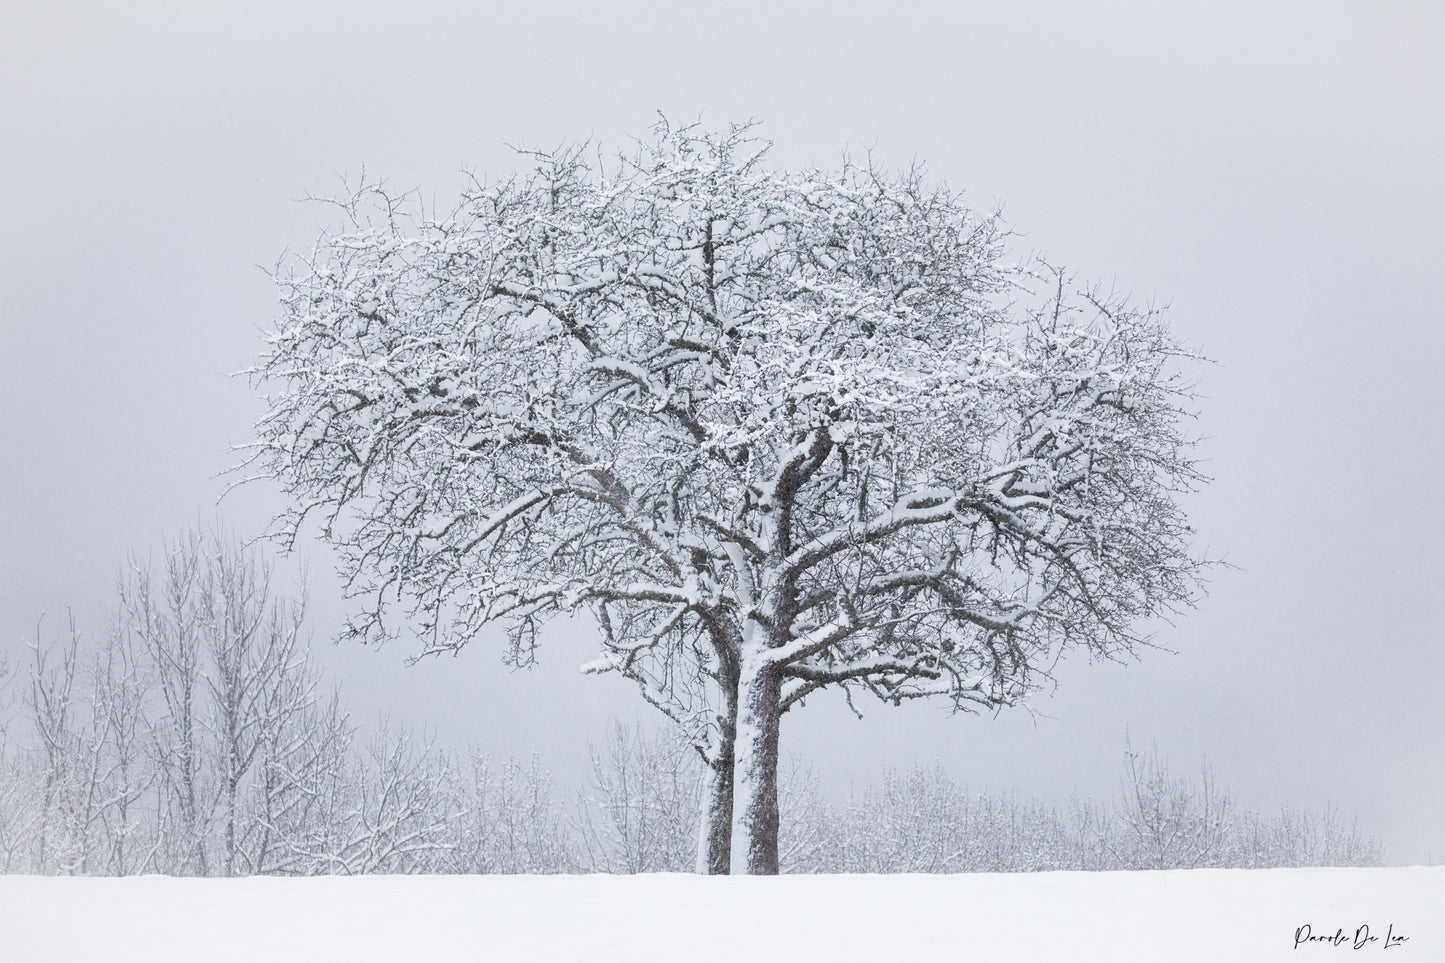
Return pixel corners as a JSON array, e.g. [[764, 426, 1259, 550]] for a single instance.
[[247, 120, 1205, 873]]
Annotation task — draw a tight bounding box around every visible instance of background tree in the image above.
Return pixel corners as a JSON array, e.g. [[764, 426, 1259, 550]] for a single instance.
[[26, 617, 89, 871], [7, 527, 357, 875], [1114, 738, 1233, 870], [248, 119, 1206, 873], [442, 749, 575, 875], [577, 722, 700, 874]]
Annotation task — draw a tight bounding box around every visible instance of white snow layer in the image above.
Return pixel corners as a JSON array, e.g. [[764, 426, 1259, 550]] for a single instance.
[[2, 867, 1440, 962]]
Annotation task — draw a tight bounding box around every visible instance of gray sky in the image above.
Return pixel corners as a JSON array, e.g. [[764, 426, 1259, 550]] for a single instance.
[[3, 0, 1442, 863]]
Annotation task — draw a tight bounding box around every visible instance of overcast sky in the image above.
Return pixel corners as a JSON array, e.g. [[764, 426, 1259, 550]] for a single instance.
[[3, 0, 1442, 863]]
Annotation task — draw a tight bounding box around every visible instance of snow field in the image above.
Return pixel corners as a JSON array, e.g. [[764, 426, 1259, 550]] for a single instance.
[[2, 867, 1440, 962]]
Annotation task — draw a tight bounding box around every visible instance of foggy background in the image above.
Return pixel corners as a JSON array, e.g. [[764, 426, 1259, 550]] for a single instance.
[[2, 1, 1441, 863]]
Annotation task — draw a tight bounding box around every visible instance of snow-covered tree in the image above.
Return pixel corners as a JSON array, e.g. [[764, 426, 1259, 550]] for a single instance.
[[443, 750, 575, 874], [1115, 739, 1234, 870], [577, 721, 700, 874], [247, 119, 1205, 873]]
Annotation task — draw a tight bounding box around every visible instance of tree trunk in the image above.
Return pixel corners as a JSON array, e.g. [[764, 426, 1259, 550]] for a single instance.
[[697, 713, 735, 874], [729, 657, 782, 874], [697, 642, 741, 874], [225, 771, 239, 876]]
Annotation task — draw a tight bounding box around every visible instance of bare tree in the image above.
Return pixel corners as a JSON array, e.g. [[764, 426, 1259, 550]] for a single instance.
[[0, 651, 39, 871], [1115, 739, 1234, 870], [247, 119, 1206, 873], [0, 732, 39, 872], [1232, 803, 1382, 869], [193, 533, 313, 875], [799, 767, 1067, 874], [1068, 793, 1115, 872], [26, 616, 93, 872], [80, 620, 154, 874], [445, 750, 575, 874], [577, 721, 700, 873], [121, 535, 212, 873], [107, 526, 346, 875], [316, 721, 456, 875], [249, 689, 353, 875]]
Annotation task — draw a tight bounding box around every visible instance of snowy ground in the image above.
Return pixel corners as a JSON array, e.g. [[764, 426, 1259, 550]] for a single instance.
[[2, 868, 1440, 962]]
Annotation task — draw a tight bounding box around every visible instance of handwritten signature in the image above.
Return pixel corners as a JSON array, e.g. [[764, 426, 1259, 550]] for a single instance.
[[1294, 924, 1409, 951]]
